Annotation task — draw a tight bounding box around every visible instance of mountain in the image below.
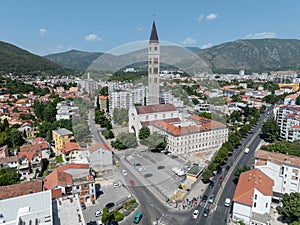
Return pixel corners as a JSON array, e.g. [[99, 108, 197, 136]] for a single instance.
[[197, 39, 300, 73], [0, 41, 72, 76], [45, 50, 103, 72], [44, 39, 300, 74]]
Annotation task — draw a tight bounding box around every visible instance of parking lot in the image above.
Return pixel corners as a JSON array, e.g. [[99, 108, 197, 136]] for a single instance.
[[82, 181, 131, 224], [126, 151, 188, 199]]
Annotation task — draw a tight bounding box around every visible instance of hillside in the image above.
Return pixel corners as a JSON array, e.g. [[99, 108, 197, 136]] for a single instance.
[[45, 50, 103, 72], [0, 41, 72, 76], [44, 39, 300, 74], [198, 38, 300, 73]]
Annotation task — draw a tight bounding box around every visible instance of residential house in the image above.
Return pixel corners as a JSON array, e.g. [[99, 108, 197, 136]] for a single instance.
[[18, 143, 49, 176], [232, 169, 274, 225], [61, 142, 81, 162], [0, 145, 8, 158], [254, 149, 300, 198], [56, 100, 80, 122], [44, 163, 96, 204], [52, 128, 74, 153], [0, 180, 43, 200], [87, 142, 114, 178]]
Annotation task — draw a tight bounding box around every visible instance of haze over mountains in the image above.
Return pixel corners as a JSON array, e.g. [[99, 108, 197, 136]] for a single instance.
[[1, 38, 300, 76], [45, 38, 300, 74]]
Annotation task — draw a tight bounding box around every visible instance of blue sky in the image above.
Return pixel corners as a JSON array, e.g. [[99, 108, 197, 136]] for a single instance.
[[1, 0, 300, 56]]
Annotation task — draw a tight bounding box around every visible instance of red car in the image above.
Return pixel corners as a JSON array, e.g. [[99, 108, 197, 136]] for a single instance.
[[129, 179, 135, 186], [219, 175, 223, 183]]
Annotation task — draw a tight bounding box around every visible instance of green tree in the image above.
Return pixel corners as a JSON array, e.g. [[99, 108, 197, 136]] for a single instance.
[[113, 108, 129, 126], [296, 95, 300, 105], [99, 86, 109, 96], [201, 169, 213, 183], [117, 132, 137, 148], [234, 165, 251, 181], [0, 168, 19, 186], [145, 132, 167, 152], [281, 192, 300, 223], [192, 98, 199, 105], [262, 119, 280, 142], [138, 126, 151, 140], [102, 129, 115, 139], [198, 112, 212, 119], [8, 128, 25, 148], [111, 139, 126, 150]]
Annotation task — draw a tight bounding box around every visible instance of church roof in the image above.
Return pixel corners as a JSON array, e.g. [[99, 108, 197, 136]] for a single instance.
[[136, 104, 176, 114], [149, 21, 159, 43]]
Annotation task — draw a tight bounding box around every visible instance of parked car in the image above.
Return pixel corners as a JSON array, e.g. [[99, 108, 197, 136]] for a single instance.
[[105, 202, 115, 209], [122, 170, 127, 176], [219, 175, 223, 183], [208, 194, 215, 203], [113, 182, 121, 188], [203, 208, 209, 217], [208, 181, 214, 188], [192, 209, 199, 220], [225, 165, 230, 171], [81, 203, 86, 210], [95, 210, 102, 217], [216, 167, 222, 174]]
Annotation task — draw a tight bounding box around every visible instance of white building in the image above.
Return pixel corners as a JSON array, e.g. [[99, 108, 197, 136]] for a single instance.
[[129, 103, 180, 135], [232, 169, 274, 225], [152, 114, 228, 155], [0, 190, 52, 225], [275, 105, 300, 141], [56, 100, 80, 122], [254, 149, 300, 198]]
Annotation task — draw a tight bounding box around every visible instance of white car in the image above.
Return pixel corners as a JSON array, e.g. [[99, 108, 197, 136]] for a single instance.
[[97, 220, 103, 225], [95, 210, 102, 217], [244, 148, 250, 154], [192, 209, 199, 220], [113, 182, 121, 188], [224, 198, 231, 207], [122, 169, 127, 176]]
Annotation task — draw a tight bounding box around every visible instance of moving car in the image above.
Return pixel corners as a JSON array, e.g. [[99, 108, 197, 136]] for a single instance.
[[133, 212, 143, 224], [208, 194, 215, 203], [244, 148, 250, 154], [122, 169, 127, 176], [203, 208, 209, 217], [115, 160, 120, 167], [202, 194, 208, 202], [224, 198, 231, 207], [113, 183, 121, 188], [208, 181, 214, 188], [219, 175, 223, 183], [192, 209, 199, 220]]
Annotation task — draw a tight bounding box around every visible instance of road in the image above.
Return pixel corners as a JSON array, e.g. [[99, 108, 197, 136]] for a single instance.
[[89, 107, 273, 225]]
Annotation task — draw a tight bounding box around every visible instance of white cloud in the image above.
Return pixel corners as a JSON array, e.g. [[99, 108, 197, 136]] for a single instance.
[[84, 34, 101, 42], [201, 43, 213, 49], [39, 28, 47, 35], [198, 15, 204, 22], [181, 37, 197, 45], [137, 26, 145, 31], [206, 13, 218, 20], [243, 32, 277, 39]]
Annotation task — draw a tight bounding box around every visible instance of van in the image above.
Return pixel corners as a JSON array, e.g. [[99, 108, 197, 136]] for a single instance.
[[244, 148, 250, 154], [133, 212, 143, 224]]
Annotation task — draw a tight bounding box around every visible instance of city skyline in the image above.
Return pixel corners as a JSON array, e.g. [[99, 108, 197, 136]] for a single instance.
[[1, 0, 300, 56]]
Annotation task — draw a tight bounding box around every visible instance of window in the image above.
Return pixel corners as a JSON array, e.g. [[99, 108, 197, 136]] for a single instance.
[[266, 202, 268, 208], [154, 58, 158, 64], [154, 68, 158, 74], [154, 46, 158, 51], [254, 194, 257, 200], [254, 202, 256, 208]]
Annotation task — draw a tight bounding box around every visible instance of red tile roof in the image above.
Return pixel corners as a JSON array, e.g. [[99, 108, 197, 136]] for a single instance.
[[255, 149, 300, 168], [0, 180, 43, 200], [20, 143, 49, 152], [0, 145, 8, 157], [44, 163, 90, 190], [61, 142, 81, 154], [141, 117, 180, 126], [233, 169, 273, 206], [0, 155, 18, 165], [136, 104, 176, 114], [88, 142, 111, 152], [31, 137, 47, 145]]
